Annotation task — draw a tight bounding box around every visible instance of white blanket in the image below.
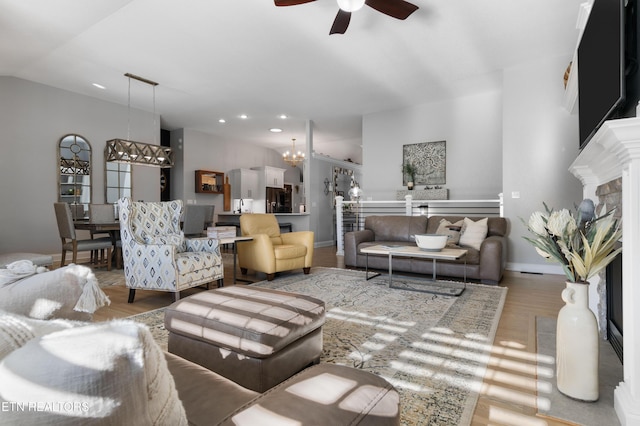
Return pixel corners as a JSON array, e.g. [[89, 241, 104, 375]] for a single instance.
[[0, 260, 48, 287]]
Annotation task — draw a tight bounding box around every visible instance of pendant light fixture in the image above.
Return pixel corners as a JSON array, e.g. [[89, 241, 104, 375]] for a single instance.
[[106, 73, 174, 168], [282, 138, 305, 167]]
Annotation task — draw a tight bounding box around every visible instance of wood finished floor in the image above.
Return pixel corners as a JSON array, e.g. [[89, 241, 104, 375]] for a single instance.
[[92, 246, 574, 426]]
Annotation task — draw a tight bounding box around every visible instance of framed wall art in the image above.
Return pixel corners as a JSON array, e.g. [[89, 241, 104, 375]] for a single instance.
[[402, 141, 446, 185]]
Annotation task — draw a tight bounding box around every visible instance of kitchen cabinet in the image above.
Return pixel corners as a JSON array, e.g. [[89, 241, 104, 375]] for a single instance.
[[252, 166, 285, 189], [229, 168, 259, 199]]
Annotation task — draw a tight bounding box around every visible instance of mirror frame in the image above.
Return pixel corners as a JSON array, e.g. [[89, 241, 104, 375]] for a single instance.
[[58, 134, 92, 219]]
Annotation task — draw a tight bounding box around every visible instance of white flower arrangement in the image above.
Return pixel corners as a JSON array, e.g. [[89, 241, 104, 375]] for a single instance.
[[523, 200, 622, 283]]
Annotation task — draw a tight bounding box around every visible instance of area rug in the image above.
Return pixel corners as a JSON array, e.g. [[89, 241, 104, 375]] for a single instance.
[[129, 267, 507, 426], [536, 317, 623, 426]]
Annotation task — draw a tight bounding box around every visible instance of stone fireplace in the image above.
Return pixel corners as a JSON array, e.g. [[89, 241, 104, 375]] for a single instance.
[[569, 117, 640, 425]]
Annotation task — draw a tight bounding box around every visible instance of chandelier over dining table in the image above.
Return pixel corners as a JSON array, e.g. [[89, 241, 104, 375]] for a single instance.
[[282, 138, 305, 167], [106, 73, 174, 168]]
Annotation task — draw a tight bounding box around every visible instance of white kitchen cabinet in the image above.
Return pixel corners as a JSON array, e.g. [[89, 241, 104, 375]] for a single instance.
[[229, 168, 259, 199], [252, 166, 286, 189]]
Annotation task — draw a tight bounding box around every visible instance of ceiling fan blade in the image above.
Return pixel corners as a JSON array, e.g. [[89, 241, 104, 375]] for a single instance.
[[365, 0, 418, 20], [274, 0, 316, 6], [330, 9, 351, 35]]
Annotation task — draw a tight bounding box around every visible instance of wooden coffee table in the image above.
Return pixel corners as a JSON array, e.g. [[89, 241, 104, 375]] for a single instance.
[[360, 244, 468, 295]]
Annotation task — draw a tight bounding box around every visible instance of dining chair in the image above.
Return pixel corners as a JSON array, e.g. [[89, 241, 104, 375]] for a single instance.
[[54, 202, 113, 270], [88, 204, 116, 263], [182, 204, 215, 237]]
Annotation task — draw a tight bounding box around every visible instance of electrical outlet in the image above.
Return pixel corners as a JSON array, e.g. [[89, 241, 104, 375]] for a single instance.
[[511, 191, 520, 199]]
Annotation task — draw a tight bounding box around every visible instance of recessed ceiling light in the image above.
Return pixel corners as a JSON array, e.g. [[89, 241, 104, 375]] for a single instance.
[[279, 114, 288, 119], [92, 83, 106, 90], [219, 119, 226, 123], [270, 128, 283, 133], [239, 114, 248, 119]]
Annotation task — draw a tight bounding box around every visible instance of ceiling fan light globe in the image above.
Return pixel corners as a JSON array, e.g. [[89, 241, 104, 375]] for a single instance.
[[336, 0, 365, 12]]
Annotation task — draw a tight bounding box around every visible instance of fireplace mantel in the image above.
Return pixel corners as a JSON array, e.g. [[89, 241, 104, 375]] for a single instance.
[[570, 117, 640, 425]]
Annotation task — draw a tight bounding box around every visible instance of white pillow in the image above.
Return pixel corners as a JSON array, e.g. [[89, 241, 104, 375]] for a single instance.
[[0, 265, 109, 321], [0, 310, 80, 361], [459, 217, 488, 250], [435, 218, 463, 246], [0, 320, 187, 425]]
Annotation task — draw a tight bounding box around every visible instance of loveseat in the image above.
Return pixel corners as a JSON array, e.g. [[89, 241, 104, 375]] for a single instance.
[[344, 215, 508, 284], [0, 308, 400, 425]]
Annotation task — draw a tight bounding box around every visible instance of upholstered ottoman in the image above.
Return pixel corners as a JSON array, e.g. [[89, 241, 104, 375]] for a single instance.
[[164, 285, 325, 392]]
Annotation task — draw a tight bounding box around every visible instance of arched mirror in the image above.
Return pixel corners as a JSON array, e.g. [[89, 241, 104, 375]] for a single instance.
[[58, 134, 92, 219], [105, 161, 132, 204]]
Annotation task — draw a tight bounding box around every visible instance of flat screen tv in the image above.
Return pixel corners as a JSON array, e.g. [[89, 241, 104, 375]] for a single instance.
[[578, 0, 640, 149]]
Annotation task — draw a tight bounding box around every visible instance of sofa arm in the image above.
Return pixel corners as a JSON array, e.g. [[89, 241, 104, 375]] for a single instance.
[[478, 235, 506, 284], [344, 229, 374, 266], [281, 231, 315, 267], [237, 234, 276, 273], [185, 237, 221, 255]]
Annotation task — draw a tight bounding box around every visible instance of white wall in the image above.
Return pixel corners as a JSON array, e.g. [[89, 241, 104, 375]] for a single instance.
[[362, 90, 503, 201], [0, 77, 159, 256], [502, 54, 583, 272], [361, 56, 583, 271], [170, 127, 307, 225]]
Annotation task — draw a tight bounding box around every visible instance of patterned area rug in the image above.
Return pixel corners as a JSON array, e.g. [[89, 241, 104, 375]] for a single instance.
[[128, 267, 507, 426]]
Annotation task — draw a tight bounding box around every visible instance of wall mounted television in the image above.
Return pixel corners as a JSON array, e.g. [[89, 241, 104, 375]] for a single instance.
[[578, 0, 640, 149]]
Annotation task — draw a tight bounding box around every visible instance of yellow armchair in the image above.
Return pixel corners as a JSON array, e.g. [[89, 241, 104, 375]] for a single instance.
[[237, 214, 314, 281]]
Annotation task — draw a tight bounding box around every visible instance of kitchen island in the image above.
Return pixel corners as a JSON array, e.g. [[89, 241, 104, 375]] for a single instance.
[[216, 212, 310, 234]]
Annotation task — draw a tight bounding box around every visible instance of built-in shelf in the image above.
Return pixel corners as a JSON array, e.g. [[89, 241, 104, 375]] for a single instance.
[[195, 170, 224, 194]]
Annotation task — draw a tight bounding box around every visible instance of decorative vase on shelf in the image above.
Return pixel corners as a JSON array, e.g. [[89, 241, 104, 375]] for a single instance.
[[407, 181, 414, 190], [556, 281, 599, 402]]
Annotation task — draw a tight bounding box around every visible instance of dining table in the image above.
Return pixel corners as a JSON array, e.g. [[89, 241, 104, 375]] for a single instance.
[[73, 220, 121, 243]]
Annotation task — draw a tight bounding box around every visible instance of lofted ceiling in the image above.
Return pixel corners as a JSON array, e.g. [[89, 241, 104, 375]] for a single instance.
[[0, 0, 583, 163]]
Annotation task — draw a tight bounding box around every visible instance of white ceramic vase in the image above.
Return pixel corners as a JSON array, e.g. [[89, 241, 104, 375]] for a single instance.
[[556, 281, 599, 401]]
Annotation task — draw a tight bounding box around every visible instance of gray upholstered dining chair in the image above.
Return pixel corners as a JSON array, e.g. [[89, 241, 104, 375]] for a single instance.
[[88, 204, 116, 264], [54, 202, 113, 270], [182, 204, 215, 237]]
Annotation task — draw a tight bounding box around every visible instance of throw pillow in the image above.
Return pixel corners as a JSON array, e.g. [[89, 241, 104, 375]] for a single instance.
[[435, 219, 464, 246], [0, 310, 80, 361], [0, 265, 110, 321], [0, 321, 188, 425], [459, 217, 489, 250]]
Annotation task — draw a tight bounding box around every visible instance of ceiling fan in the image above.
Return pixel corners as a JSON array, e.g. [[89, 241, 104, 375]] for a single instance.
[[274, 0, 419, 35]]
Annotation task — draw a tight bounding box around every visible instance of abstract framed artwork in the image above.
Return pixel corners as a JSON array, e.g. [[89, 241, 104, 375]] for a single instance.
[[402, 141, 446, 185]]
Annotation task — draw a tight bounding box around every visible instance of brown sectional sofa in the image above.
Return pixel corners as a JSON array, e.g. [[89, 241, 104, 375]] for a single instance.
[[344, 215, 508, 284]]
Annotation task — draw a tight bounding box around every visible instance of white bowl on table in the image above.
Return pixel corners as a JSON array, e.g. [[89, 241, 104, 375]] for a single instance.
[[414, 234, 448, 252]]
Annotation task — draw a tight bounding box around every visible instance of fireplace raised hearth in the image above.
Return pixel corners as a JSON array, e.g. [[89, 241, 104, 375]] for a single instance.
[[569, 117, 640, 425]]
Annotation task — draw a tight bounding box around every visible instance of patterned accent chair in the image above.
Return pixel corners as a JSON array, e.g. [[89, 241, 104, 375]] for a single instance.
[[118, 198, 224, 303], [237, 213, 314, 281]]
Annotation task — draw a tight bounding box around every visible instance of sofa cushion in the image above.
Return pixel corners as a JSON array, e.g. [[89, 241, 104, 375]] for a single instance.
[[459, 217, 489, 250], [0, 310, 80, 361], [0, 320, 187, 425], [365, 215, 428, 243], [427, 216, 507, 238], [435, 218, 463, 246]]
